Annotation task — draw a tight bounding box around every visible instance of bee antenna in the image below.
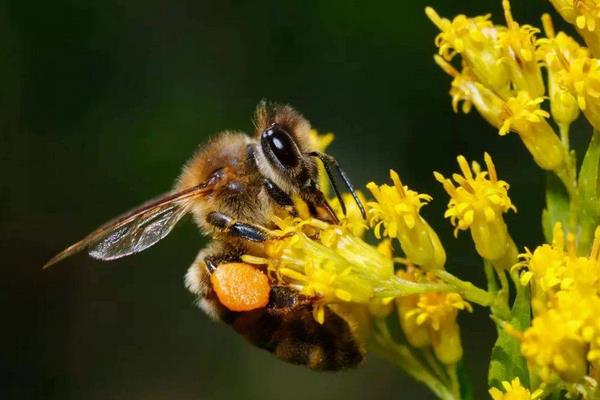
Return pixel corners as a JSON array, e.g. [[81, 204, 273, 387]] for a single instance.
[[308, 151, 367, 220]]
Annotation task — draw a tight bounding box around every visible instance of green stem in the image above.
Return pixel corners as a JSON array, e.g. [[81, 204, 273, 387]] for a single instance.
[[447, 364, 461, 400], [559, 123, 570, 150], [493, 264, 510, 312], [432, 270, 492, 306], [433, 270, 511, 320], [421, 348, 450, 384], [556, 124, 578, 232], [374, 276, 453, 298], [376, 269, 510, 316], [484, 262, 498, 294], [372, 321, 457, 400], [487, 240, 516, 318], [494, 265, 509, 294], [556, 167, 578, 232]]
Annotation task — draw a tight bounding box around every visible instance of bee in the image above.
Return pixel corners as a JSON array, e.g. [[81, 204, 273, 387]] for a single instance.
[[44, 101, 367, 370]]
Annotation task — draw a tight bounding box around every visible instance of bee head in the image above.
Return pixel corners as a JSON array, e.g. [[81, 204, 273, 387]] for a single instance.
[[254, 102, 319, 195], [254, 100, 366, 220]]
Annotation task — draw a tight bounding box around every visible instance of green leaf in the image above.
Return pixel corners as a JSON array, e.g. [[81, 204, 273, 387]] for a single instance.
[[488, 280, 531, 389], [576, 131, 600, 254], [457, 360, 473, 400], [549, 391, 562, 400], [542, 172, 570, 244]]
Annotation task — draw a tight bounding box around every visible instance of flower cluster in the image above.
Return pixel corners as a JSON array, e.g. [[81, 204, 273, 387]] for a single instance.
[[236, 130, 483, 397], [241, 210, 454, 323], [221, 1, 600, 398], [236, 125, 525, 398], [514, 224, 600, 386], [426, 0, 600, 397], [427, 1, 568, 173], [549, 0, 600, 57]]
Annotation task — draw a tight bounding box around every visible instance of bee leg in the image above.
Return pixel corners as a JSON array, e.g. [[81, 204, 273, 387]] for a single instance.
[[204, 256, 219, 273], [206, 211, 270, 242], [186, 242, 248, 319], [308, 151, 366, 219], [305, 189, 340, 224], [263, 179, 298, 217], [204, 253, 241, 273], [267, 285, 312, 309]]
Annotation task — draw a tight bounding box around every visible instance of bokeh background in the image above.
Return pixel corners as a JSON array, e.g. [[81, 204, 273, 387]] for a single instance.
[[2, 1, 589, 399]]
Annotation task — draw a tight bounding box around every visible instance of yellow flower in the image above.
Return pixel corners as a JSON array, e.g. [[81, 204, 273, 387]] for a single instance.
[[242, 216, 448, 323], [434, 56, 505, 126], [396, 292, 431, 349], [261, 217, 391, 305], [514, 224, 600, 383], [555, 55, 600, 132], [425, 7, 512, 98], [396, 267, 472, 365], [489, 377, 543, 400], [586, 304, 600, 370], [497, 0, 545, 98], [435, 153, 517, 264], [430, 3, 566, 171], [428, 1, 544, 99], [329, 191, 369, 237], [514, 226, 566, 296], [537, 14, 586, 128], [549, 0, 600, 56], [367, 170, 446, 270], [434, 59, 564, 171], [498, 92, 549, 136], [499, 91, 564, 171], [521, 306, 587, 383], [515, 223, 600, 302]]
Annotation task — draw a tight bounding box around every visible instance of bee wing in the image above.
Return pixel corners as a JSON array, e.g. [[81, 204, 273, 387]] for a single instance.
[[43, 182, 215, 269]]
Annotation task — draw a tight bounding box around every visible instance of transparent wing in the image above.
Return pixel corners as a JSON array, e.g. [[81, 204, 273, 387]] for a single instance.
[[88, 200, 192, 261], [43, 182, 215, 269]]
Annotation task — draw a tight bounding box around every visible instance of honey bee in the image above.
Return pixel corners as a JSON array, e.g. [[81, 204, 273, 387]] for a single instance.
[[44, 101, 367, 370]]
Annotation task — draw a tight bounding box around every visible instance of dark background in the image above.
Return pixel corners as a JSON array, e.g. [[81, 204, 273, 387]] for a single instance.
[[1, 1, 588, 399]]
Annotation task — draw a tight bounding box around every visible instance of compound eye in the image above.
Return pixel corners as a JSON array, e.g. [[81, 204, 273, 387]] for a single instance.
[[262, 125, 300, 168]]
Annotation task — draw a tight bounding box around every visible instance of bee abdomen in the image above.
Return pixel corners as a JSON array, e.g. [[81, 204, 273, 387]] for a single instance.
[[226, 304, 364, 371]]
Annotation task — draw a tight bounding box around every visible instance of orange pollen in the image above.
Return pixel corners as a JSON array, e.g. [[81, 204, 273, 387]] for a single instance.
[[211, 263, 271, 312]]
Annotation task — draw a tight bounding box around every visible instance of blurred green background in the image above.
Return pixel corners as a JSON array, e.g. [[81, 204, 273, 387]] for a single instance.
[[2, 1, 588, 399]]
